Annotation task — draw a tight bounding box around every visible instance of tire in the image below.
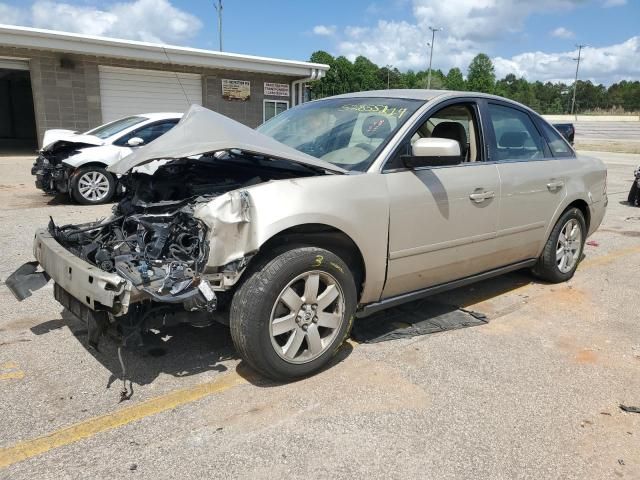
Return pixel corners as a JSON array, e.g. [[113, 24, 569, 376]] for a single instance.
[[628, 180, 639, 206], [532, 207, 586, 283], [230, 247, 357, 381], [71, 167, 116, 205]]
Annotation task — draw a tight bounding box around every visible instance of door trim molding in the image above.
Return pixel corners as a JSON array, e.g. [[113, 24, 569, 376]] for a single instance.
[[357, 258, 537, 318]]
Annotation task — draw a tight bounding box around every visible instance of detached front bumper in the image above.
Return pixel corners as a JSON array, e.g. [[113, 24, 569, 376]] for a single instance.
[[33, 229, 132, 315]]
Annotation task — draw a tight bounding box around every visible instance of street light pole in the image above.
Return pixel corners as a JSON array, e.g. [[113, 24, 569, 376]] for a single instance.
[[570, 44, 587, 119], [214, 0, 223, 52], [386, 64, 392, 89], [427, 26, 442, 90]]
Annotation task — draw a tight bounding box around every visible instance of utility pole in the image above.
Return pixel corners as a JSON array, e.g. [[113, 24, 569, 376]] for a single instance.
[[386, 64, 392, 89], [427, 26, 442, 90], [214, 0, 223, 52], [571, 44, 587, 119]]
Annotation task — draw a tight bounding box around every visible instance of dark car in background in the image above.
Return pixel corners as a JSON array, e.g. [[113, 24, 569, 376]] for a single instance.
[[553, 123, 575, 145]]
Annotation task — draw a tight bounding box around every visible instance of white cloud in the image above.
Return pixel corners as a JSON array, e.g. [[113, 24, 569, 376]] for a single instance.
[[493, 37, 640, 84], [329, 0, 636, 84], [312, 25, 337, 36], [0, 0, 202, 44], [551, 27, 575, 39], [335, 0, 588, 70], [603, 0, 626, 7]]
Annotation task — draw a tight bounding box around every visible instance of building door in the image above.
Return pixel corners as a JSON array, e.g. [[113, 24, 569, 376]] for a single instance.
[[0, 59, 37, 152], [98, 66, 202, 123]]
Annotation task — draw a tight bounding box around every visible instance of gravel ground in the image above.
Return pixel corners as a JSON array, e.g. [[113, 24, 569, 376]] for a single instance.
[[1, 151, 639, 480]]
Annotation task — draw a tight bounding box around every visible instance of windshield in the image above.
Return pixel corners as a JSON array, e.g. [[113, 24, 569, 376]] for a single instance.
[[257, 97, 423, 171], [85, 116, 146, 139]]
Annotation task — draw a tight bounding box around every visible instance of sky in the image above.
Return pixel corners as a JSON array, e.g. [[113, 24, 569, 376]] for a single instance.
[[0, 0, 638, 85]]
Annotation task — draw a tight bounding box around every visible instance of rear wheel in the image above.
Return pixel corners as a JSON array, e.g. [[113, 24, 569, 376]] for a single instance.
[[230, 247, 356, 381], [71, 167, 116, 205], [532, 207, 586, 283]]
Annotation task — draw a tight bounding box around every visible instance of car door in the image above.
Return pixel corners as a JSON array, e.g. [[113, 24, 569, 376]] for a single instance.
[[484, 101, 574, 264], [381, 100, 502, 299]]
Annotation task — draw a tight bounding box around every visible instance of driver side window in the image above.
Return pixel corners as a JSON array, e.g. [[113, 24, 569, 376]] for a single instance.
[[384, 102, 481, 171]]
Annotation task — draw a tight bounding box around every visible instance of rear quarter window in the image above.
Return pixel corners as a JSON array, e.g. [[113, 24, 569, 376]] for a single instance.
[[539, 121, 575, 158]]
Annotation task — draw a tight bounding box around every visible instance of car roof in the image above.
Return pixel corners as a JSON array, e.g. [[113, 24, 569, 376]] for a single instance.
[[328, 89, 537, 113], [138, 112, 184, 120]]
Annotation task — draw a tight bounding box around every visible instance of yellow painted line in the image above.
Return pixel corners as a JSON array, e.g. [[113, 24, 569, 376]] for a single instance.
[[0, 372, 246, 469], [0, 371, 24, 381], [0, 362, 24, 382], [581, 245, 640, 269]]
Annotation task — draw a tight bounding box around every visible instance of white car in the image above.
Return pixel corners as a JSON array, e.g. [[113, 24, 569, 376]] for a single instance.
[[31, 112, 182, 204]]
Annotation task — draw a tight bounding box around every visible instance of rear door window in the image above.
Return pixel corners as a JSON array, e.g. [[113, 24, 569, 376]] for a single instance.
[[487, 104, 545, 161]]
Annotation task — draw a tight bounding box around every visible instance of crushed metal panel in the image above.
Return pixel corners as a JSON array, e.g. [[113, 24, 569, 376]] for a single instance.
[[194, 190, 254, 268], [33, 229, 131, 313], [108, 105, 347, 175]]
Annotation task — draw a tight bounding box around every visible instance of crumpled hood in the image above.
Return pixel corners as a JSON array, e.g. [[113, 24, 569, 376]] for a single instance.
[[41, 130, 104, 151], [108, 105, 346, 175]]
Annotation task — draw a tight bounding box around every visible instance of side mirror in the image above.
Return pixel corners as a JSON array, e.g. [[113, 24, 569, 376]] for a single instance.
[[403, 137, 462, 169], [127, 137, 144, 147]]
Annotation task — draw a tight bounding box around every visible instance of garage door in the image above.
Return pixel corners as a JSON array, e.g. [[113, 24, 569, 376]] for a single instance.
[[0, 58, 29, 70], [98, 66, 202, 122]]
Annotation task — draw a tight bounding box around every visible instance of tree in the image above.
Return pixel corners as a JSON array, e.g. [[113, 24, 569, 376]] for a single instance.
[[445, 68, 465, 91], [309, 50, 336, 99], [467, 54, 495, 94], [352, 55, 383, 91]]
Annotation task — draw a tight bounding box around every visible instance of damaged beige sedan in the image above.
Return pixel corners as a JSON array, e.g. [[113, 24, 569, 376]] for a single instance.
[[9, 91, 608, 380]]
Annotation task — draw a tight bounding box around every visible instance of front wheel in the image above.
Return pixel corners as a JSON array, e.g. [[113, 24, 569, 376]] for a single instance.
[[230, 247, 356, 381], [532, 207, 586, 283], [71, 167, 116, 205]]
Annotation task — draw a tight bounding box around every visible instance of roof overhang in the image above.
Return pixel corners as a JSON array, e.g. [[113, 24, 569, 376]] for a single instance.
[[0, 24, 329, 78]]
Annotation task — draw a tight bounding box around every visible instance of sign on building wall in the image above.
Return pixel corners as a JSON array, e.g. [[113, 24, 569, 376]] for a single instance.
[[222, 79, 251, 101], [264, 82, 290, 97]]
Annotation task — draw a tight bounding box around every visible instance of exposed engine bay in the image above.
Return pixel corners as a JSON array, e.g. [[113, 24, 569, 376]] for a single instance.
[[48, 151, 320, 318]]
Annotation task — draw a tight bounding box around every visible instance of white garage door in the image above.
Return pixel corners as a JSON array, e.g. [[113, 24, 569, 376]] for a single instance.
[[99, 66, 202, 122]]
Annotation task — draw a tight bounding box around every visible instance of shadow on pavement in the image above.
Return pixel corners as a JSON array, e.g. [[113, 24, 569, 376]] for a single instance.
[[55, 309, 238, 387], [26, 269, 540, 389]]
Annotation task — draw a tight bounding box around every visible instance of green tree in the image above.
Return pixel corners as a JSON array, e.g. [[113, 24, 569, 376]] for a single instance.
[[445, 67, 466, 90], [352, 55, 383, 91], [309, 50, 336, 99], [467, 54, 495, 94]]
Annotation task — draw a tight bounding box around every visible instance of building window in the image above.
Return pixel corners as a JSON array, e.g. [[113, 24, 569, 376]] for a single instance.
[[263, 100, 289, 123]]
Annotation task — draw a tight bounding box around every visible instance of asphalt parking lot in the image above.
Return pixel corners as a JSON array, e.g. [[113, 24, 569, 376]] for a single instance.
[[1, 151, 639, 479]]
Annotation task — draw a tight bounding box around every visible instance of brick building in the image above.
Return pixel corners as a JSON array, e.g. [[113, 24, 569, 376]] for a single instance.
[[0, 25, 328, 152]]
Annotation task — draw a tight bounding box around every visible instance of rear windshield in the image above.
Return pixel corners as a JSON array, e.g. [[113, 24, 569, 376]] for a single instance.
[[85, 116, 146, 139]]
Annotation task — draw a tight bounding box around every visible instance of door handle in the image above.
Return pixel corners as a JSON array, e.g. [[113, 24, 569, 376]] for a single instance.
[[547, 180, 565, 191], [469, 190, 495, 203]]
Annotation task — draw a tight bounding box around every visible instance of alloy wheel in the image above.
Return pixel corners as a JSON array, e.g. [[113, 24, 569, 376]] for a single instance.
[[77, 171, 111, 202], [269, 270, 345, 364], [556, 218, 582, 273]]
